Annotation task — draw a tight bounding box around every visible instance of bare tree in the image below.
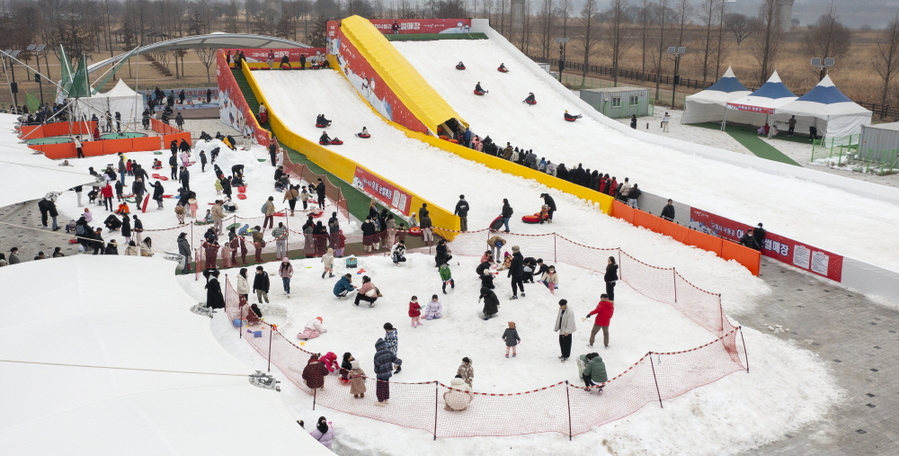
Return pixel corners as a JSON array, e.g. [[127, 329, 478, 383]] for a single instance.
[[750, 0, 783, 86], [578, 0, 599, 87], [697, 0, 719, 84], [537, 0, 556, 61], [874, 13, 899, 106], [673, 0, 691, 46], [427, 0, 466, 18], [603, 0, 630, 86], [803, 4, 852, 79], [725, 13, 752, 44], [195, 48, 216, 83], [652, 0, 671, 100], [638, 0, 652, 76], [713, 0, 728, 80], [556, 0, 573, 40]]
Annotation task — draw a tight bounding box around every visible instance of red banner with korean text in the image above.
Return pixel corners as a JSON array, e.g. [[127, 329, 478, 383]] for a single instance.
[[216, 51, 270, 146], [726, 103, 775, 115], [353, 167, 412, 215], [327, 21, 430, 134], [369, 18, 473, 35], [690, 207, 843, 282]]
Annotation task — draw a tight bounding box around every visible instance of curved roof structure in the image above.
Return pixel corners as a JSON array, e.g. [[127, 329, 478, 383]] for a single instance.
[[88, 33, 312, 74]]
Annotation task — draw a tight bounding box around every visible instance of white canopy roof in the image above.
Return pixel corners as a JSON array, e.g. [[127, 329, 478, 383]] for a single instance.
[[726, 71, 797, 114], [777, 75, 872, 140], [0, 255, 333, 455], [682, 67, 752, 124]]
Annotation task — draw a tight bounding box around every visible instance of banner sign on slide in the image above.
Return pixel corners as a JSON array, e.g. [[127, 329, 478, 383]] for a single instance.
[[225, 48, 327, 63], [353, 167, 412, 215], [368, 19, 473, 34], [216, 52, 270, 146], [690, 207, 843, 282], [726, 103, 775, 115], [327, 21, 430, 134]]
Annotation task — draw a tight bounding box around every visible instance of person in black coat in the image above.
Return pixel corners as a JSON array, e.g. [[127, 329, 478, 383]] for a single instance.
[[500, 198, 513, 233], [179, 166, 190, 192], [168, 150, 178, 179], [752, 223, 767, 247], [315, 178, 326, 209], [479, 287, 500, 320], [508, 246, 525, 299], [104, 240, 119, 255], [178, 139, 191, 153], [604, 256, 618, 301], [206, 270, 225, 309], [476, 260, 495, 289], [740, 229, 762, 251], [91, 228, 105, 255], [661, 199, 675, 221], [121, 215, 132, 242], [454, 195, 469, 231], [540, 193, 556, 223], [361, 217, 376, 252], [522, 257, 538, 283], [104, 214, 122, 231], [221, 176, 232, 199], [132, 178, 146, 206], [435, 239, 452, 267]]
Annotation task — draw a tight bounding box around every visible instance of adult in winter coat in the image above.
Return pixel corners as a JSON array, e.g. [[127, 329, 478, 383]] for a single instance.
[[479, 287, 499, 320], [554, 299, 576, 361], [205, 270, 225, 309], [540, 193, 556, 222], [179, 166, 190, 192], [391, 240, 406, 264], [354, 275, 379, 307], [508, 246, 525, 299], [262, 196, 275, 229], [660, 199, 676, 221], [586, 294, 614, 349], [283, 185, 299, 216], [361, 217, 377, 252], [477, 260, 495, 289], [435, 239, 452, 267], [313, 221, 328, 256], [121, 215, 132, 244], [236, 268, 250, 300], [149, 180, 165, 209], [740, 229, 762, 251], [279, 257, 294, 296], [454, 195, 470, 231], [302, 354, 329, 390], [309, 416, 334, 450], [580, 352, 608, 393], [500, 198, 513, 232], [627, 183, 641, 209], [177, 232, 192, 273], [604, 256, 618, 301], [298, 317, 327, 340], [253, 265, 270, 304], [443, 376, 473, 411], [373, 338, 400, 405], [333, 274, 356, 297], [315, 178, 326, 209]]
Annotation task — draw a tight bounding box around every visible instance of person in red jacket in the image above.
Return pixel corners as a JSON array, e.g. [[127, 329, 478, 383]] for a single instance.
[[585, 294, 615, 349], [100, 182, 114, 211]]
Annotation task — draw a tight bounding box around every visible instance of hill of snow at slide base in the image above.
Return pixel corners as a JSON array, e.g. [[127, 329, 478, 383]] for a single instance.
[[208, 69, 847, 454], [393, 39, 899, 275]]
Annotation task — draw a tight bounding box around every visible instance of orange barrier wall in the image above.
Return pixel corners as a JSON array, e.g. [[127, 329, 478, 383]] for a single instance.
[[34, 142, 76, 159], [611, 201, 761, 275], [20, 121, 96, 140]]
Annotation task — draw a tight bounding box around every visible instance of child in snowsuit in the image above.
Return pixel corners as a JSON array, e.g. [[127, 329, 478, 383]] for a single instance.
[[456, 357, 474, 388], [424, 294, 443, 320], [439, 262, 455, 294], [502, 321, 521, 357], [408, 296, 422, 328]]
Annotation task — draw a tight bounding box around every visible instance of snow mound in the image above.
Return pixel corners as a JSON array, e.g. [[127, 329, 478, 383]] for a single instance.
[[195, 139, 260, 174]]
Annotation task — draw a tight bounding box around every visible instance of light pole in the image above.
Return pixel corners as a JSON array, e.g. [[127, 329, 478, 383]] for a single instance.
[[555, 37, 569, 83], [810, 57, 835, 80], [667, 46, 686, 109], [3, 49, 21, 112], [27, 44, 46, 105]]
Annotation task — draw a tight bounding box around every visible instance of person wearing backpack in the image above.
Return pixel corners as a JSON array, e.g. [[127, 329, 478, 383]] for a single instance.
[[261, 196, 275, 229]]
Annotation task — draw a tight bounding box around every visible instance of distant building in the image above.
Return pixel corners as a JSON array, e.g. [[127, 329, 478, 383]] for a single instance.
[[579, 87, 651, 119], [777, 0, 795, 32]]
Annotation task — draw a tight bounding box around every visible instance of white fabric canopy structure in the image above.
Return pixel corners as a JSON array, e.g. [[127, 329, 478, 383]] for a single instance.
[[69, 79, 144, 126], [682, 67, 751, 124], [0, 255, 334, 455], [777, 75, 872, 141], [723, 71, 797, 129]]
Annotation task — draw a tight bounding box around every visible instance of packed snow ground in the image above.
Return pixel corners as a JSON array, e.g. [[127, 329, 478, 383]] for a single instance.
[[219, 70, 846, 454], [393, 39, 899, 273]]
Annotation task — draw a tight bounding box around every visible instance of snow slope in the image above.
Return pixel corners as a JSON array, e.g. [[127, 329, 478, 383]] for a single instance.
[[393, 39, 899, 273]]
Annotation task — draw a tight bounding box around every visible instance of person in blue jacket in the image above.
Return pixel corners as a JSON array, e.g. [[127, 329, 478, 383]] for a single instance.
[[333, 273, 357, 297]]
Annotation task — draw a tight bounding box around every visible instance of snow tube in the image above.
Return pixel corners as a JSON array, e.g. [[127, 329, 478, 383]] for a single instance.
[[238, 186, 247, 193], [237, 193, 248, 200], [330, 139, 344, 145], [273, 212, 286, 217], [489, 216, 504, 231], [498, 67, 508, 73], [319, 140, 329, 145], [158, 176, 169, 181], [259, 112, 268, 123], [474, 90, 486, 96], [456, 65, 466, 70], [315, 123, 328, 128], [564, 117, 578, 122], [310, 211, 324, 218], [162, 194, 174, 198], [521, 214, 543, 224], [524, 99, 537, 105], [356, 133, 371, 138], [408, 226, 422, 236]]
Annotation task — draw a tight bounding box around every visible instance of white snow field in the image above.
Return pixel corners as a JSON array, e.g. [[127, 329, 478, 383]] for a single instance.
[[224, 69, 845, 454], [393, 38, 899, 274]]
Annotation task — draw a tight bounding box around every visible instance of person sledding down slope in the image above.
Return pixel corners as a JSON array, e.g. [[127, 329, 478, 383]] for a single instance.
[[498, 63, 508, 73], [474, 82, 488, 96], [524, 92, 536, 105], [319, 131, 332, 145], [356, 126, 370, 138], [315, 114, 331, 127], [564, 110, 582, 121], [456, 61, 466, 70]]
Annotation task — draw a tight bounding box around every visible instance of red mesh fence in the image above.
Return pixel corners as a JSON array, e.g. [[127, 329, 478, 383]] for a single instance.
[[218, 229, 747, 439]]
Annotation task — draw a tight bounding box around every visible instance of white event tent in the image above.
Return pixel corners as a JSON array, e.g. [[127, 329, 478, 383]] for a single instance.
[[777, 75, 872, 141], [69, 79, 144, 126], [0, 255, 334, 456], [722, 71, 797, 129], [682, 67, 751, 124]]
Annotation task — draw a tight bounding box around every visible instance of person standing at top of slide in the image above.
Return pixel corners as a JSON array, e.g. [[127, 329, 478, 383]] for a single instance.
[[454, 195, 469, 231]]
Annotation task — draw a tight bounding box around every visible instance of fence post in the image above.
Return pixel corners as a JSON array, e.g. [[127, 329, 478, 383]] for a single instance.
[[672, 268, 677, 304], [313, 385, 317, 410], [553, 233, 558, 263], [267, 324, 274, 372], [739, 326, 750, 373], [433, 380, 439, 440], [565, 381, 572, 441], [648, 353, 664, 408]]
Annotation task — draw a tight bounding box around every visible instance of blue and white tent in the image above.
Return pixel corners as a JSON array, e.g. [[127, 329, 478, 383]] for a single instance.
[[682, 67, 752, 124], [778, 75, 872, 140], [722, 71, 797, 128]]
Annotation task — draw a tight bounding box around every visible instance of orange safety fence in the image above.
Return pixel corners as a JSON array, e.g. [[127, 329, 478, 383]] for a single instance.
[[218, 229, 748, 439], [19, 121, 96, 140], [611, 201, 760, 276]]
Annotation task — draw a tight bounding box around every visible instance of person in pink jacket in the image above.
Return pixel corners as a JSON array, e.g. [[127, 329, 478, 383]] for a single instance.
[[585, 294, 615, 349], [279, 257, 294, 297], [298, 317, 326, 340], [309, 416, 334, 450]]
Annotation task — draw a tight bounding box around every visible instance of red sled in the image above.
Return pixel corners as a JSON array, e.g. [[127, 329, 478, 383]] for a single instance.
[[237, 194, 248, 200], [473, 90, 486, 96], [408, 226, 422, 236], [158, 176, 169, 181], [564, 114, 581, 122], [68, 238, 78, 244], [162, 194, 174, 198], [330, 139, 344, 145], [356, 133, 371, 138], [315, 123, 328, 128], [456, 65, 466, 70], [524, 99, 537, 105], [273, 212, 286, 217], [310, 211, 324, 218], [238, 186, 247, 193], [489, 215, 504, 231], [141, 195, 150, 213], [497, 67, 509, 73], [522, 213, 549, 224], [259, 112, 268, 123]]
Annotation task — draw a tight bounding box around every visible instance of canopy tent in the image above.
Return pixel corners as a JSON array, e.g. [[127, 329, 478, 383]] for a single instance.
[[68, 79, 144, 127], [722, 71, 797, 129], [682, 67, 752, 124], [0, 255, 334, 455], [777, 75, 872, 141]]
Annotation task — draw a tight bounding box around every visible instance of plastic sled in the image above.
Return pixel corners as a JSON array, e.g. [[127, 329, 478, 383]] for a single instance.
[[162, 194, 174, 198], [522, 213, 548, 224], [498, 67, 509, 73], [237, 193, 248, 200], [153, 151, 163, 155], [68, 238, 79, 244], [330, 139, 343, 145], [315, 123, 328, 128], [319, 140, 329, 145], [273, 212, 286, 217], [408, 226, 422, 236], [151, 173, 161, 179], [356, 133, 371, 138], [456, 66, 466, 70], [238, 186, 247, 193], [473, 90, 486, 96], [158, 176, 169, 181], [525, 100, 537, 105], [489, 216, 504, 231]]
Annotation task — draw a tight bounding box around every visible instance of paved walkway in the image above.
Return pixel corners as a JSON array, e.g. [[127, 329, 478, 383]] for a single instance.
[[734, 257, 899, 455]]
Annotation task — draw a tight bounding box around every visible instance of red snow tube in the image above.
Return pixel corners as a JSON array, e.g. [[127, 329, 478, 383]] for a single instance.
[[356, 133, 371, 138], [489, 216, 504, 231], [330, 139, 344, 145], [273, 212, 286, 217], [310, 211, 324, 218], [408, 226, 422, 236], [259, 112, 268, 123], [498, 67, 508, 73], [456, 66, 466, 70], [315, 123, 328, 128], [319, 140, 329, 145], [525, 99, 537, 105], [237, 194, 248, 200], [474, 90, 486, 96], [521, 214, 545, 224], [238, 186, 247, 193], [564, 117, 577, 122]]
